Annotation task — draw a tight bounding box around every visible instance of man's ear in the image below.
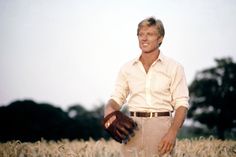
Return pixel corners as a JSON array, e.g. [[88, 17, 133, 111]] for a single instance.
[[157, 36, 164, 46]]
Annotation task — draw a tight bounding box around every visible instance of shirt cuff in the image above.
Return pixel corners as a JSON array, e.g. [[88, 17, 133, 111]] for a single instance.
[[174, 97, 189, 110], [110, 97, 125, 107]]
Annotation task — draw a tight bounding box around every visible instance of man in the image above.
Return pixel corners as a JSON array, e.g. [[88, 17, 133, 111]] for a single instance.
[[103, 17, 189, 157]]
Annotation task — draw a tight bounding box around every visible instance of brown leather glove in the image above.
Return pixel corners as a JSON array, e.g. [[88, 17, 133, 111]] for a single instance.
[[102, 111, 138, 144]]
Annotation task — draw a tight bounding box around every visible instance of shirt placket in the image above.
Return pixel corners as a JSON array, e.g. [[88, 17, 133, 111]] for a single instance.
[[137, 61, 154, 107], [146, 69, 152, 106]]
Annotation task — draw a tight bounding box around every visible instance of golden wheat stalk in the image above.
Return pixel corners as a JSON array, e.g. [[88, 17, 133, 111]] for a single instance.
[[0, 137, 235, 157]]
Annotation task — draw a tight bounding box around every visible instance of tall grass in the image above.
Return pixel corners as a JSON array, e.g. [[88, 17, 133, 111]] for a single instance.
[[0, 137, 235, 157]]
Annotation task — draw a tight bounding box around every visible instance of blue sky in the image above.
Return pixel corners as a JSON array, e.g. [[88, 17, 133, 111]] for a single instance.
[[1, 0, 236, 110]]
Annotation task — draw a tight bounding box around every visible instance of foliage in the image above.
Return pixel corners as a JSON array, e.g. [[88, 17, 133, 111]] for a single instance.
[[0, 100, 107, 142], [188, 57, 236, 139]]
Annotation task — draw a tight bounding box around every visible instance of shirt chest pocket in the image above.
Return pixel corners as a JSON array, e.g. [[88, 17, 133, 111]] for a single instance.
[[151, 72, 171, 93]]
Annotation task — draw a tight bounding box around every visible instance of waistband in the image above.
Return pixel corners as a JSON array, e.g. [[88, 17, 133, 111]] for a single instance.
[[130, 111, 171, 118]]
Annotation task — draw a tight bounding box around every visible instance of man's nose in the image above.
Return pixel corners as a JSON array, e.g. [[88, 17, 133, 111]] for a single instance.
[[141, 35, 147, 40]]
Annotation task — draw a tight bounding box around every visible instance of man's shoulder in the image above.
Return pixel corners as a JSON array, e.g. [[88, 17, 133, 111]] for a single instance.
[[121, 57, 138, 68], [118, 57, 138, 75], [161, 53, 183, 68]]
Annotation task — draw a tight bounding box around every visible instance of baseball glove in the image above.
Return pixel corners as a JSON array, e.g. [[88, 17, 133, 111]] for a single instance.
[[102, 111, 138, 144]]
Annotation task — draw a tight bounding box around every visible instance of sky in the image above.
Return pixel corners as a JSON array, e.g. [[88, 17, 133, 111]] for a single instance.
[[1, 0, 236, 110]]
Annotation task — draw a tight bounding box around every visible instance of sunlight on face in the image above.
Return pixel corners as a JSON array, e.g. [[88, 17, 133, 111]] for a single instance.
[[138, 26, 161, 53]]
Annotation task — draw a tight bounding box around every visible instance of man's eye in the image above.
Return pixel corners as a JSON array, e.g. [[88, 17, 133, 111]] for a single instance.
[[147, 33, 154, 36], [138, 33, 144, 37], [138, 33, 156, 38]]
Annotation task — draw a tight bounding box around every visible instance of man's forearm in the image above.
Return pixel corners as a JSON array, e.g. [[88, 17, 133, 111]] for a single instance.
[[158, 106, 188, 155], [169, 106, 188, 135], [104, 99, 120, 117]]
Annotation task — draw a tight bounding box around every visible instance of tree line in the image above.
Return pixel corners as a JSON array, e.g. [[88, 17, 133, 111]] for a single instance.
[[0, 100, 107, 142]]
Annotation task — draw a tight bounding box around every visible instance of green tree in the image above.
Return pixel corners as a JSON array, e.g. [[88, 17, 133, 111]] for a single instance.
[[67, 104, 105, 140], [188, 57, 236, 139]]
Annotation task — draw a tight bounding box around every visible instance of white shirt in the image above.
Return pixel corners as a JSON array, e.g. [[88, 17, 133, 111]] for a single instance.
[[111, 52, 189, 112]]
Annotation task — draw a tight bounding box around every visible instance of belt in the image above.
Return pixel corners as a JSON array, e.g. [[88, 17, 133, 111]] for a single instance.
[[130, 111, 170, 117]]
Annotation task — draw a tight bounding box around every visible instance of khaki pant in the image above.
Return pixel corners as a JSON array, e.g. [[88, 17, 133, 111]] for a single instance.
[[121, 116, 174, 157]]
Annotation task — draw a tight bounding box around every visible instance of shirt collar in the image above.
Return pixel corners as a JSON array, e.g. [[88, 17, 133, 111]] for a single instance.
[[132, 51, 164, 65]]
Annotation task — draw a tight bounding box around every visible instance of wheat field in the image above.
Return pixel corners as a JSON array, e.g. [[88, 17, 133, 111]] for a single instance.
[[0, 137, 235, 157]]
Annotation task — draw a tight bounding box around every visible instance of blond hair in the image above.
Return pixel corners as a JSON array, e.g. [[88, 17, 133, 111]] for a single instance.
[[137, 17, 165, 37]]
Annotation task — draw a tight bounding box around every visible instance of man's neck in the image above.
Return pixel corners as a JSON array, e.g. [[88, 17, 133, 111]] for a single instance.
[[140, 49, 160, 66]]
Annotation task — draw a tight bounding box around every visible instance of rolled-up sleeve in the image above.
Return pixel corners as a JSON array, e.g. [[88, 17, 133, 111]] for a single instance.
[[170, 65, 189, 110], [110, 67, 130, 107]]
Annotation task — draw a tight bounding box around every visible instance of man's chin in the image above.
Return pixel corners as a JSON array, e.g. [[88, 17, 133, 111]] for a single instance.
[[142, 50, 156, 54]]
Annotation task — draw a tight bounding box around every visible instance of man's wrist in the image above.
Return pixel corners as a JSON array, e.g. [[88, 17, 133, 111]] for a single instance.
[[168, 126, 179, 136]]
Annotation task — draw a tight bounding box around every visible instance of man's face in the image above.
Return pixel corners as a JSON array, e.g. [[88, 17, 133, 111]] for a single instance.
[[138, 26, 163, 53]]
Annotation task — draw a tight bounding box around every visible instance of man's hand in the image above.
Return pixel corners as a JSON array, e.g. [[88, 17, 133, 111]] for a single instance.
[[158, 129, 177, 155], [158, 106, 188, 155]]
